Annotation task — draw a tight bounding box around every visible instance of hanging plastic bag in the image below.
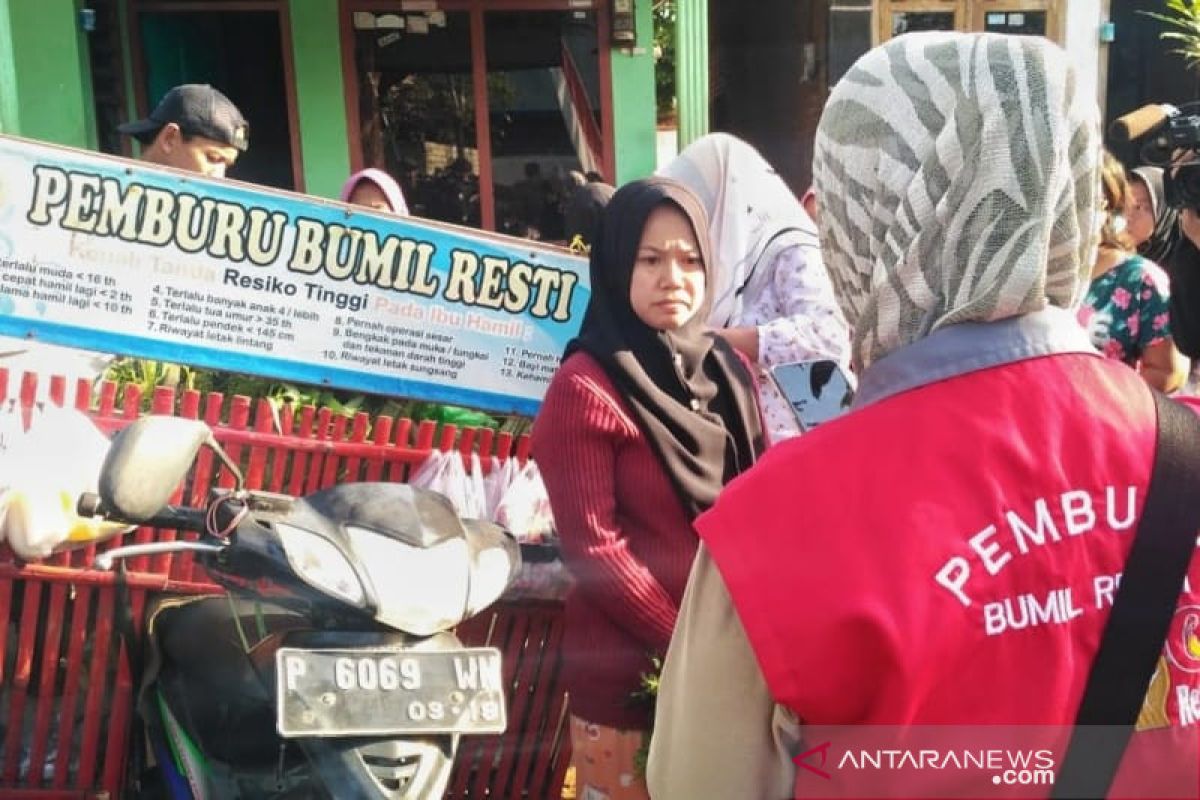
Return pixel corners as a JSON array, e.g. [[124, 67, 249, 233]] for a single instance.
[[409, 449, 487, 519], [410, 450, 464, 514], [525, 463, 556, 541], [0, 402, 27, 545], [463, 452, 488, 520], [483, 455, 515, 520], [408, 449, 446, 492], [0, 402, 27, 487], [494, 461, 556, 543], [0, 405, 132, 560]]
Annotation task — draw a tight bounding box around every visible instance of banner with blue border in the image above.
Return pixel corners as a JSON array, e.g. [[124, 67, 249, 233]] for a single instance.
[[0, 135, 590, 416]]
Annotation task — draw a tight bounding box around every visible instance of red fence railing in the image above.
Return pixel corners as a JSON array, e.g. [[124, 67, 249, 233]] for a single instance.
[[0, 369, 568, 799]]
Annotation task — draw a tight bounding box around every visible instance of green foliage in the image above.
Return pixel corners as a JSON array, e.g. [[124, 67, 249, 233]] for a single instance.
[[1145, 0, 1200, 70], [103, 358, 202, 397], [631, 655, 663, 777], [101, 357, 529, 443], [654, 0, 677, 124]]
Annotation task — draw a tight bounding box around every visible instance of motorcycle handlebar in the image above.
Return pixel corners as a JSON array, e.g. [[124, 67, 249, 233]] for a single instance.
[[94, 540, 225, 571], [78, 489, 561, 564], [77, 492, 209, 532]]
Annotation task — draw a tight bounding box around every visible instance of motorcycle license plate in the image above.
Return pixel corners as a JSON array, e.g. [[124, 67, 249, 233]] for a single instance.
[[275, 646, 506, 737]]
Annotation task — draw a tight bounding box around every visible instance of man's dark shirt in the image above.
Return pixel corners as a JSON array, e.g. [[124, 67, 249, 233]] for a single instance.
[[1165, 237, 1200, 358]]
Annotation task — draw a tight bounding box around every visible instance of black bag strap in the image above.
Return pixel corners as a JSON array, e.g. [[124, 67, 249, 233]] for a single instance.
[[715, 226, 813, 327], [1051, 391, 1200, 799]]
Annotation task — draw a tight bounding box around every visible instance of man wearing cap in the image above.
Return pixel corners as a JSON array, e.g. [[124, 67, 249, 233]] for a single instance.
[[119, 83, 249, 178], [0, 85, 250, 394]]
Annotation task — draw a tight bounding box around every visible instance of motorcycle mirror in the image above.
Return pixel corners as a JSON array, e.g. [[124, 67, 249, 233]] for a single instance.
[[99, 416, 242, 522]]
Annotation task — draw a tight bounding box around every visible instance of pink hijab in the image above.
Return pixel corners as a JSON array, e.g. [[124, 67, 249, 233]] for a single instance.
[[339, 168, 409, 215]]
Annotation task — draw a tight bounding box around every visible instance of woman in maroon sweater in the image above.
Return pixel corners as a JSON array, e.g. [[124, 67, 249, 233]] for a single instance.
[[532, 177, 764, 799]]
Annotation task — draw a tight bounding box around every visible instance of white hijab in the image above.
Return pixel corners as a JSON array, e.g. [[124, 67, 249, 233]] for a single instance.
[[659, 133, 820, 327], [813, 32, 1101, 371]]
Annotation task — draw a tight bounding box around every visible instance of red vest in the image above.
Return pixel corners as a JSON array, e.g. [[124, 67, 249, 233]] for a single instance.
[[699, 353, 1200, 797]]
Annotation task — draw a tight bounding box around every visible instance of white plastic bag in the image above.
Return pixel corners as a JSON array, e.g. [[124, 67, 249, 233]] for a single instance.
[[0, 403, 27, 487], [409, 449, 487, 519], [0, 405, 130, 560], [410, 450, 464, 513], [408, 449, 445, 491], [0, 404, 24, 542], [483, 456, 516, 520], [463, 452, 487, 520], [493, 461, 556, 542]]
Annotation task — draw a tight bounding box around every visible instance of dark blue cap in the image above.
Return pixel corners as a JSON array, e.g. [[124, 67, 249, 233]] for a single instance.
[[118, 84, 249, 152]]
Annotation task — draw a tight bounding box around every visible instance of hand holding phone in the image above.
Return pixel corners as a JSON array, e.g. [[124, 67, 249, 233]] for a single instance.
[[768, 359, 856, 432]]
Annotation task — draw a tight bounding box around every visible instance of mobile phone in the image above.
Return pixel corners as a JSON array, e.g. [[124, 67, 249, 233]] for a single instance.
[[768, 359, 856, 432]]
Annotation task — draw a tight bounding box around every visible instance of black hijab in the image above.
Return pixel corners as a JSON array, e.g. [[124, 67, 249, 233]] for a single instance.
[[1132, 167, 1181, 264], [566, 177, 765, 519], [1129, 167, 1200, 357]]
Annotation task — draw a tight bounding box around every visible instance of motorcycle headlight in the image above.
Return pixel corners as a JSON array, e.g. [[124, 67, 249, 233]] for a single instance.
[[276, 522, 366, 607], [345, 525, 469, 636]]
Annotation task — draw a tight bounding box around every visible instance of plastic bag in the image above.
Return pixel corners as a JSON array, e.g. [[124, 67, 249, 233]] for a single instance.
[[493, 461, 556, 542], [0, 405, 131, 560], [409, 450, 464, 513], [409, 449, 487, 519], [0, 404, 27, 493], [463, 453, 487, 520], [482, 455, 516, 520]]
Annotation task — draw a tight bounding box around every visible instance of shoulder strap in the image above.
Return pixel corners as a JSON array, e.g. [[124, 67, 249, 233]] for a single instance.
[[730, 227, 811, 300], [1051, 392, 1200, 799]]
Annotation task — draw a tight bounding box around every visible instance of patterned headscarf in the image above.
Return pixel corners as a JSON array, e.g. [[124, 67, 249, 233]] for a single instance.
[[1131, 166, 1181, 264], [813, 32, 1101, 371], [659, 133, 819, 328]]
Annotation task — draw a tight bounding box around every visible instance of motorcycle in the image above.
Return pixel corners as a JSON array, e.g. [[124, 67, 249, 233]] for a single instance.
[[77, 415, 522, 799]]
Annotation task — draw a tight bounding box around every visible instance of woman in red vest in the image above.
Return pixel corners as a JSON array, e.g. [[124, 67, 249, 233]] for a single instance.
[[533, 178, 764, 799], [647, 32, 1200, 799]]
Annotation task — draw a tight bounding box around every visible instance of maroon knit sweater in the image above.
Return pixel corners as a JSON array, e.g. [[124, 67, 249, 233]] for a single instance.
[[532, 352, 699, 730]]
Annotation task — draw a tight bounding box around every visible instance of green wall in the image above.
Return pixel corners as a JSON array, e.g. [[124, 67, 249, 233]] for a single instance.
[[289, 0, 350, 198], [0, 0, 95, 147], [676, 0, 708, 147], [0, 0, 18, 135], [610, 0, 658, 184]]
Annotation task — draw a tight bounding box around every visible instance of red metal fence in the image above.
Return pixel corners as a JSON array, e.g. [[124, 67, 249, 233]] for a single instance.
[[0, 369, 569, 799]]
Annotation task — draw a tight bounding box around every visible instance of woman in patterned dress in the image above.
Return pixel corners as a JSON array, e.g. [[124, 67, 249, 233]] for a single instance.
[[1078, 152, 1189, 392], [659, 133, 850, 442]]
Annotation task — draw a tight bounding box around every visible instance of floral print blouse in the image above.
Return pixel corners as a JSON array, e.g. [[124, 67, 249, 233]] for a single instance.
[[734, 244, 851, 443], [1078, 254, 1172, 367]]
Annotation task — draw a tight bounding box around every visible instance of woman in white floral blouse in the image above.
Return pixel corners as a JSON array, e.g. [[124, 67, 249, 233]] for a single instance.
[[660, 133, 850, 441]]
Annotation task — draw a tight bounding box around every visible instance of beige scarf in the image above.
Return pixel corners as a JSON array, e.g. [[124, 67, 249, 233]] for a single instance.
[[813, 32, 1101, 371]]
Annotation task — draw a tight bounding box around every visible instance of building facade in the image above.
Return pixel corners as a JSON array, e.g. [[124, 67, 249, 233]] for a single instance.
[[4, 0, 1184, 230], [0, 0, 658, 241], [694, 0, 1106, 194]]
